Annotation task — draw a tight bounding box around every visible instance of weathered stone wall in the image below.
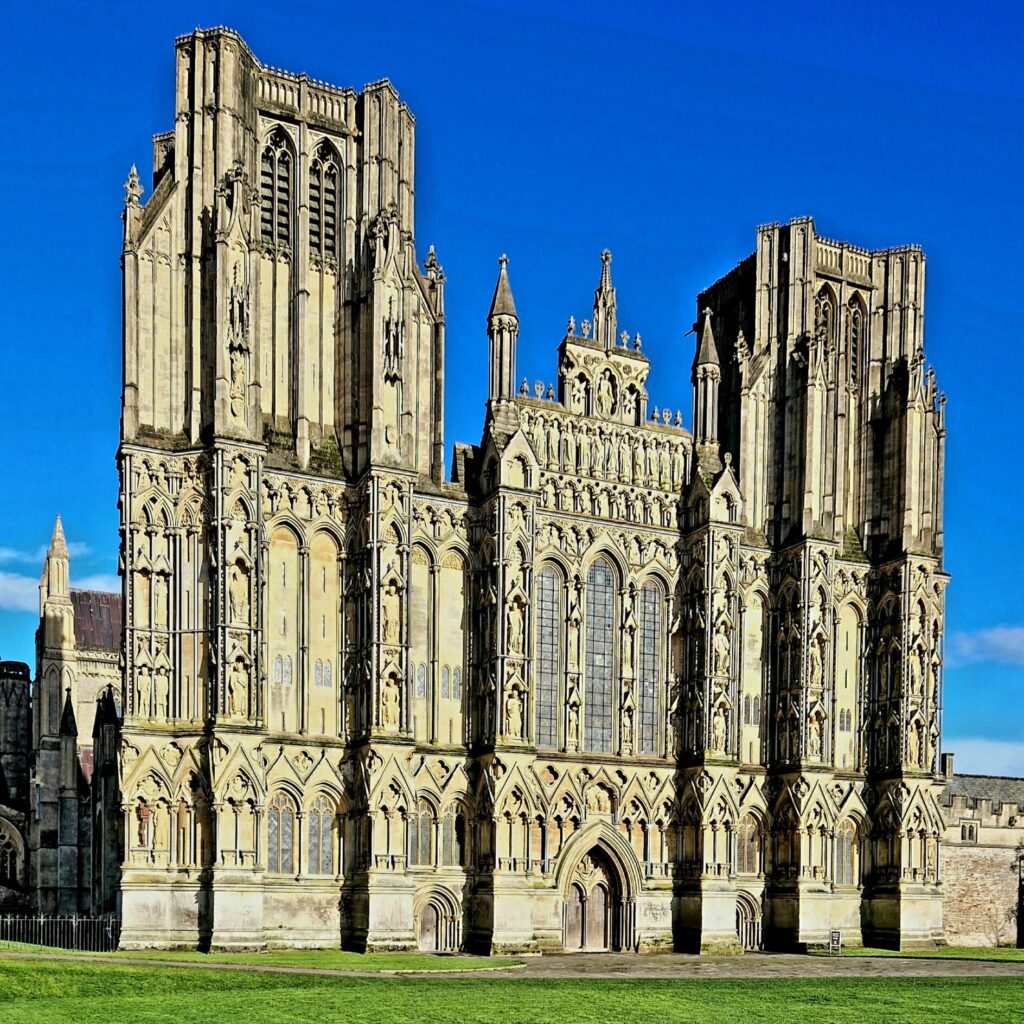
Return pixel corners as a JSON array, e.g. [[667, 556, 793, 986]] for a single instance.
[[942, 843, 1021, 947]]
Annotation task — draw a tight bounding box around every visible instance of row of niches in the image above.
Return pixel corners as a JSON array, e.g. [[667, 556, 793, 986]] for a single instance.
[[536, 475, 680, 529], [520, 407, 689, 493]]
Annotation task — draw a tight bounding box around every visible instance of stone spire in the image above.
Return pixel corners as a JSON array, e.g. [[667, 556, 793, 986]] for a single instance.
[[692, 309, 722, 474], [487, 255, 519, 403], [592, 249, 617, 350], [39, 515, 71, 613]]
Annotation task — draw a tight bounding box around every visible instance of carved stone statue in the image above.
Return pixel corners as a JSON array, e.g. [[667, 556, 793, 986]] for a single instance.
[[381, 580, 401, 645], [567, 701, 579, 750], [508, 598, 525, 654], [712, 705, 726, 751], [154, 667, 169, 719], [505, 685, 523, 740], [229, 562, 248, 623], [809, 638, 824, 690], [713, 621, 731, 676], [382, 675, 401, 730], [228, 659, 248, 718], [808, 715, 823, 758], [596, 370, 615, 416]]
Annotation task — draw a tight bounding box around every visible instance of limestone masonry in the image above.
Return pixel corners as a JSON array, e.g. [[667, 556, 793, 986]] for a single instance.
[[0, 27, 1020, 953]]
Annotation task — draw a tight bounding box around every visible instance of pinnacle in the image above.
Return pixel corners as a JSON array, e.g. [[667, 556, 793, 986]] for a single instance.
[[49, 515, 69, 559], [488, 253, 517, 320], [696, 308, 720, 367]]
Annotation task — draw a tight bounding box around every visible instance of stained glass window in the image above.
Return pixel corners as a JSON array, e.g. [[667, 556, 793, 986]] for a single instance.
[[535, 568, 560, 748], [638, 581, 661, 754], [585, 559, 614, 753]]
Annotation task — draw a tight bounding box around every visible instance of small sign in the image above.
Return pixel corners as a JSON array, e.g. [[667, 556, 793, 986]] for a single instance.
[[829, 929, 842, 955]]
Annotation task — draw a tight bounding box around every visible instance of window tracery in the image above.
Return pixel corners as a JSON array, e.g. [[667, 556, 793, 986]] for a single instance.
[[260, 129, 292, 247], [638, 580, 661, 755], [267, 793, 295, 874], [585, 558, 615, 753], [309, 141, 340, 260], [307, 796, 334, 875], [535, 567, 560, 749]]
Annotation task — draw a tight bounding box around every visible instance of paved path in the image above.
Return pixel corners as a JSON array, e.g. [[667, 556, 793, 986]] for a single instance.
[[2, 949, 1024, 980]]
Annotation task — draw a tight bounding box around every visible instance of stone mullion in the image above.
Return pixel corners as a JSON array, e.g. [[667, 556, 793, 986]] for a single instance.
[[429, 560, 441, 744], [298, 543, 310, 734]]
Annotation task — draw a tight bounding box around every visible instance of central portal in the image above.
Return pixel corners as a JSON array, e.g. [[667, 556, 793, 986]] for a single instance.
[[564, 847, 621, 951]]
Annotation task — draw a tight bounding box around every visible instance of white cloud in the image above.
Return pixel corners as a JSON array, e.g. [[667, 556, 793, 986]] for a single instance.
[[0, 540, 91, 566], [0, 572, 39, 612], [75, 574, 120, 594], [950, 626, 1024, 667], [945, 737, 1024, 778]]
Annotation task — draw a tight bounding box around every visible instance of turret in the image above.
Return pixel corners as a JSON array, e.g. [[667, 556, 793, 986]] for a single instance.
[[692, 308, 722, 474], [487, 254, 519, 403]]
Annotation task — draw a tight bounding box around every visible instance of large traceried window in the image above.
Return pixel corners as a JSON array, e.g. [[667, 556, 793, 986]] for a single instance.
[[736, 816, 760, 875], [267, 793, 295, 875], [535, 567, 561, 749], [638, 581, 661, 755], [836, 821, 857, 886], [260, 128, 292, 247], [306, 796, 334, 875], [585, 559, 615, 753], [309, 141, 340, 259], [408, 799, 434, 867]]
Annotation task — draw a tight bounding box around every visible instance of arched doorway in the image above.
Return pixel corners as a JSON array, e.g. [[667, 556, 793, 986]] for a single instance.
[[736, 894, 762, 952], [416, 891, 461, 952], [563, 847, 621, 951]]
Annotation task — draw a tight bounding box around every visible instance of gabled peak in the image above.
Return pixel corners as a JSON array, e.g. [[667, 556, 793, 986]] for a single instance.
[[696, 308, 720, 367], [48, 515, 69, 560], [488, 254, 518, 320]]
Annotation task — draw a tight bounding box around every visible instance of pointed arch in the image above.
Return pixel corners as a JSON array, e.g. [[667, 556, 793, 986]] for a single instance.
[[309, 138, 341, 260], [261, 126, 293, 247], [584, 554, 616, 754]]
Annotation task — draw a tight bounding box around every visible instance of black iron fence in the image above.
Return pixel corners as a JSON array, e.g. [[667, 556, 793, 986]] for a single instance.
[[0, 914, 121, 952]]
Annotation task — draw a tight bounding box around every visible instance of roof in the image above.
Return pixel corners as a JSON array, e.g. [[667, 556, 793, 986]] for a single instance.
[[942, 773, 1024, 808], [70, 590, 122, 652], [488, 255, 517, 319]]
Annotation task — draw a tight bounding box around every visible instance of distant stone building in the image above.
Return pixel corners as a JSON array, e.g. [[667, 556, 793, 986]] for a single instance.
[[2, 26, 1018, 955]]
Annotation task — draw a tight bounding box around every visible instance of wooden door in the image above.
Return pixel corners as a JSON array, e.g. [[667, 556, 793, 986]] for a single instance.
[[565, 884, 584, 949], [585, 883, 609, 950], [419, 904, 438, 951]]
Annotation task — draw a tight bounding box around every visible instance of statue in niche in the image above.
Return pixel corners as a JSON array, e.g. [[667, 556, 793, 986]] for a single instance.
[[136, 571, 151, 628], [135, 667, 149, 716], [808, 714, 823, 758], [571, 376, 587, 413], [381, 580, 401, 645], [908, 720, 923, 766], [596, 370, 615, 416], [229, 345, 247, 419], [623, 623, 635, 674], [382, 295, 403, 379], [505, 685, 524, 740], [154, 667, 169, 719], [712, 705, 726, 751], [910, 647, 923, 693], [929, 652, 940, 704], [631, 441, 643, 483], [546, 419, 560, 469], [229, 562, 248, 623], [532, 417, 547, 464], [507, 598, 525, 654], [809, 638, 824, 690], [578, 428, 592, 473], [566, 701, 580, 751], [621, 707, 634, 754], [713, 620, 731, 676], [153, 574, 168, 630], [658, 445, 671, 489], [381, 675, 401, 730], [228, 659, 248, 718]]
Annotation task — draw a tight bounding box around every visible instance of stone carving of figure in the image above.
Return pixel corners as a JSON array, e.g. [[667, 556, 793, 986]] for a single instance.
[[508, 598, 525, 654], [621, 708, 633, 753], [229, 660, 248, 718], [908, 721, 922, 766], [381, 580, 401, 645], [808, 715, 823, 758], [229, 346, 246, 418], [505, 686, 523, 740], [622, 388, 637, 423], [631, 441, 644, 484], [153, 574, 168, 630], [154, 667, 169, 719], [910, 647, 923, 693], [571, 376, 587, 413], [532, 417, 547, 464], [712, 705, 726, 751], [596, 371, 615, 416], [229, 563, 248, 623], [713, 621, 731, 676], [546, 419, 560, 469], [382, 675, 401, 729], [658, 444, 671, 489], [578, 428, 592, 474], [567, 702, 579, 750], [135, 667, 148, 717], [623, 625, 635, 675]]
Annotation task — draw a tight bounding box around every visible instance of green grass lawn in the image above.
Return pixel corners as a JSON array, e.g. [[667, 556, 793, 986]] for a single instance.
[[0, 941, 519, 972], [822, 946, 1024, 963], [0, 958, 1022, 1024]]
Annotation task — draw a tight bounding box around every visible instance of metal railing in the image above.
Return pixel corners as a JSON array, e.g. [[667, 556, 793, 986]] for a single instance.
[[0, 914, 121, 952]]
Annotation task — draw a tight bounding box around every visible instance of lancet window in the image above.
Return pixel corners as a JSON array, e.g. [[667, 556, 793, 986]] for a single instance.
[[638, 580, 661, 755], [585, 558, 615, 753], [309, 141, 340, 259], [306, 796, 334, 875], [535, 567, 561, 749], [267, 793, 295, 874], [260, 128, 292, 247]]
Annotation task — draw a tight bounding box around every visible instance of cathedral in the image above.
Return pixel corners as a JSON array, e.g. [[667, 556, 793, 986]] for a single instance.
[[0, 26, 970, 953]]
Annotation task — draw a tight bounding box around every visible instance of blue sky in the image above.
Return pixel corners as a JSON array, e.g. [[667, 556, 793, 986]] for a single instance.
[[1, 1, 1022, 773]]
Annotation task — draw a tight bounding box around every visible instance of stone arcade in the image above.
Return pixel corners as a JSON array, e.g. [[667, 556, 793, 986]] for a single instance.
[[0, 28, 963, 953]]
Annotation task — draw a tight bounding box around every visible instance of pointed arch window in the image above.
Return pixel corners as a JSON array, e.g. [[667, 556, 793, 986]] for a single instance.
[[846, 296, 865, 386], [535, 567, 561, 749], [0, 826, 19, 886], [260, 128, 292, 247], [814, 286, 835, 345], [267, 793, 295, 874], [638, 581, 662, 755], [836, 820, 857, 886], [307, 796, 334, 875], [309, 141, 340, 260], [585, 558, 614, 754], [737, 816, 760, 875], [408, 799, 435, 867]]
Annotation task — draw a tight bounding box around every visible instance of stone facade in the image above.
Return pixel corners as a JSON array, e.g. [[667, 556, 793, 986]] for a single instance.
[[0, 26, 976, 954]]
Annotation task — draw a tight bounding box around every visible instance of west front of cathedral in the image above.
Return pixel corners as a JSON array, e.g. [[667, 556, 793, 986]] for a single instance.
[[0, 28, 956, 954]]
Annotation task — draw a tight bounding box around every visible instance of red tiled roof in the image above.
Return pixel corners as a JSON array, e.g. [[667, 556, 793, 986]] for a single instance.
[[70, 590, 122, 652]]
